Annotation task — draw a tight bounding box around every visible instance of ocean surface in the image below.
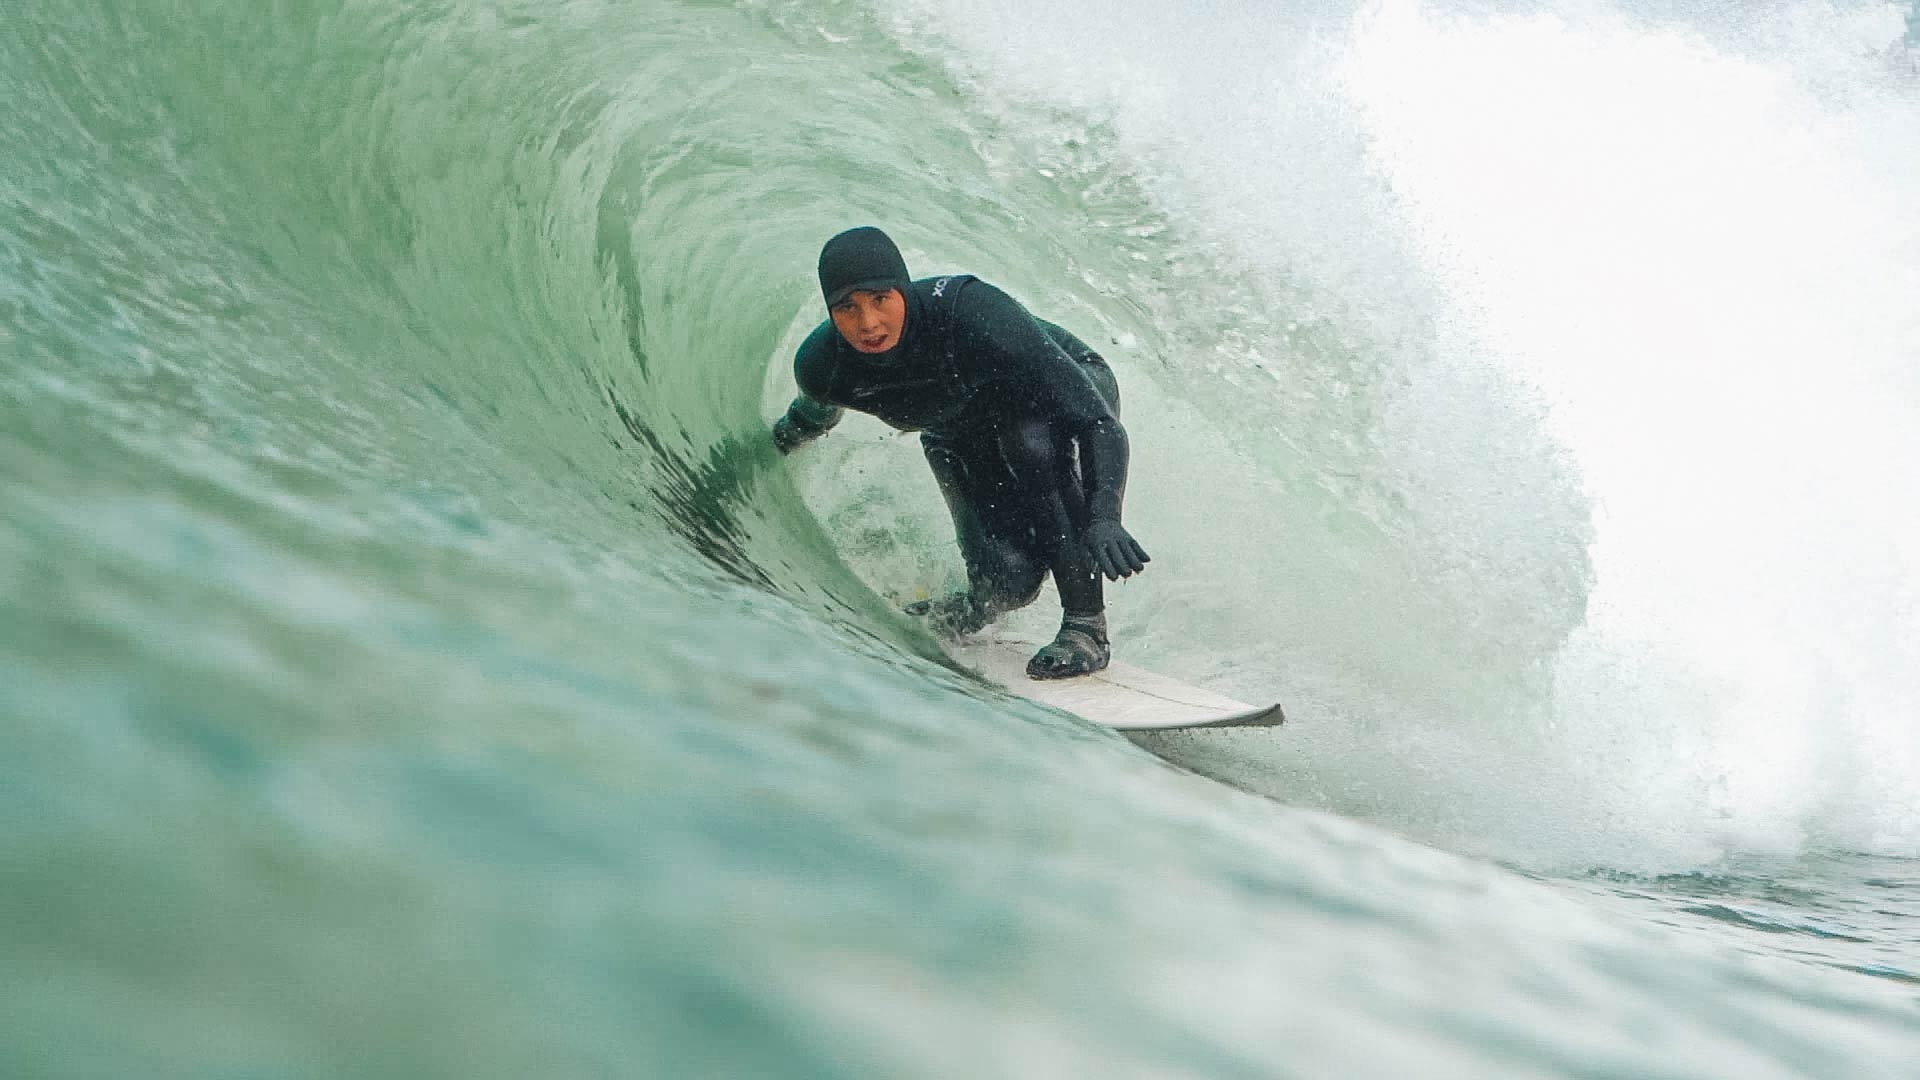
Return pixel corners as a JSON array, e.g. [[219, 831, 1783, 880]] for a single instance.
[[5, 1, 1919, 1076]]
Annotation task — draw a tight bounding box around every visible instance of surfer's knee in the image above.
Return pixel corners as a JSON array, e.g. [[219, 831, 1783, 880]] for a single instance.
[[969, 540, 1044, 613], [997, 418, 1061, 474], [1083, 360, 1119, 415], [985, 575, 1043, 614]]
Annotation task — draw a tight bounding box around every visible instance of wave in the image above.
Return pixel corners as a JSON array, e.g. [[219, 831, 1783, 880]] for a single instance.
[[8, 2, 1920, 1076], [5, 0, 1917, 874]]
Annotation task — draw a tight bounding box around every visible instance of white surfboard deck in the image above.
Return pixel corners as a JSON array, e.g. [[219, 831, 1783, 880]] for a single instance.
[[953, 636, 1284, 731]]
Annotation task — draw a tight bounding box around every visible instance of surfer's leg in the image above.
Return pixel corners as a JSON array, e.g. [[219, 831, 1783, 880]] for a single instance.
[[915, 433, 1044, 634], [995, 416, 1112, 678], [1001, 359, 1119, 615]]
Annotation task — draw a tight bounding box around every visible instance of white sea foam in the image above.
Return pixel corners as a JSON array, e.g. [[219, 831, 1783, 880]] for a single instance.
[[879, 0, 1920, 866]]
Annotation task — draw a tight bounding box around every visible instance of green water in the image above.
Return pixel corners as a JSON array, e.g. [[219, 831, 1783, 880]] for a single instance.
[[6, 1, 1919, 1077]]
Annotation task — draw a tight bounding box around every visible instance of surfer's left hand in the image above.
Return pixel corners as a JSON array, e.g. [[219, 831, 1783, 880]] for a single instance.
[[1082, 520, 1149, 581]]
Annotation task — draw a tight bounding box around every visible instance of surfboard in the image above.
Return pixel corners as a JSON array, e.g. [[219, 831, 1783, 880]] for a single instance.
[[953, 636, 1284, 731]]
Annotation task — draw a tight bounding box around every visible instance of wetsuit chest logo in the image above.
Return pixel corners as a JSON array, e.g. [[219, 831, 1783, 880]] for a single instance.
[[848, 377, 939, 401]]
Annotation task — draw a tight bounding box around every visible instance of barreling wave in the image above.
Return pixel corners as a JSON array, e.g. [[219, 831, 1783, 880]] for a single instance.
[[9, 0, 1920, 867], [9, 2, 1920, 1078]]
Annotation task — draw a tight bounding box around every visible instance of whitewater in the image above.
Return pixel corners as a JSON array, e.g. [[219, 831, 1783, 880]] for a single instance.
[[3, 1, 1917, 1076]]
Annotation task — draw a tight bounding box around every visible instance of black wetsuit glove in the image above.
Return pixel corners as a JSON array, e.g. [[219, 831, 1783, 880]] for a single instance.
[[771, 414, 810, 455], [1082, 519, 1149, 580], [773, 396, 843, 455]]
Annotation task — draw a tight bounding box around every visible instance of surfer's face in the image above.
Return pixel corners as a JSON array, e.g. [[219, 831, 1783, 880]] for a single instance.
[[830, 288, 904, 354]]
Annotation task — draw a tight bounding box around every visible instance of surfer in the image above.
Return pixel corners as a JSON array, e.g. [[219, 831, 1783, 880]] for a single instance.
[[772, 226, 1150, 679]]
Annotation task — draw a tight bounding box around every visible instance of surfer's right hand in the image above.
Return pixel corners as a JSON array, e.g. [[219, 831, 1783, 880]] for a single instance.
[[771, 415, 805, 455], [1082, 520, 1149, 581]]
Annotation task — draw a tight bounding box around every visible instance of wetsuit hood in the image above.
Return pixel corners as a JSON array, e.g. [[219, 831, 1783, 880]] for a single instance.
[[819, 226, 923, 361], [818, 226, 911, 309]]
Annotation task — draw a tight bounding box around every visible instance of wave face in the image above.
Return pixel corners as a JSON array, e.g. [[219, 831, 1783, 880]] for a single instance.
[[4, 1, 1918, 1076]]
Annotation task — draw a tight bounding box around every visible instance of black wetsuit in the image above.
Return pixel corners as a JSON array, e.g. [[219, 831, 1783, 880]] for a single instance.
[[777, 275, 1128, 618]]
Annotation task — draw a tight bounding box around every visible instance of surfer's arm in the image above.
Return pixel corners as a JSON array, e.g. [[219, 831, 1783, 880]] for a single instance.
[[1059, 413, 1148, 578], [773, 393, 843, 454], [957, 284, 1131, 521], [957, 283, 1149, 579], [1064, 414, 1150, 579], [775, 326, 846, 454]]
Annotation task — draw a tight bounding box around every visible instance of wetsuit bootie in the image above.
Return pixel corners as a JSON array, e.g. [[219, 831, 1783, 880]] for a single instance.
[[904, 591, 990, 637], [1026, 613, 1110, 680]]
